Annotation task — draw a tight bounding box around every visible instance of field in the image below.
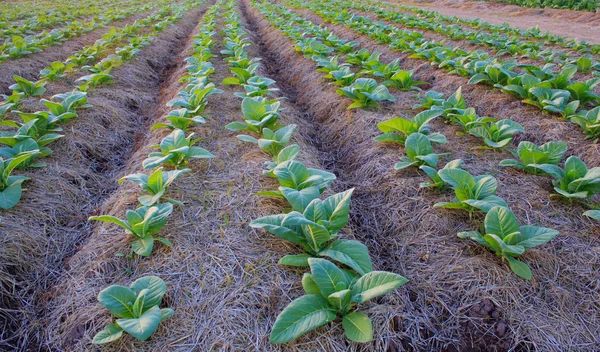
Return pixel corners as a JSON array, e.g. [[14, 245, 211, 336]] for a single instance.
[[0, 0, 599, 351]]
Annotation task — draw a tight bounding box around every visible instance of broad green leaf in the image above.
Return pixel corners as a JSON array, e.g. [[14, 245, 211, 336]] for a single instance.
[[98, 286, 136, 319], [302, 274, 321, 295], [516, 225, 559, 249], [92, 323, 123, 344], [484, 206, 519, 238], [351, 271, 408, 304], [116, 305, 162, 341], [309, 258, 348, 297], [279, 254, 311, 267], [506, 256, 532, 280], [342, 311, 373, 342], [270, 294, 336, 344], [319, 239, 373, 275], [130, 276, 167, 311]]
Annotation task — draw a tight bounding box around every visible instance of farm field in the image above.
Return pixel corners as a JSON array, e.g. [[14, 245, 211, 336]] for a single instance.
[[0, 0, 599, 351]]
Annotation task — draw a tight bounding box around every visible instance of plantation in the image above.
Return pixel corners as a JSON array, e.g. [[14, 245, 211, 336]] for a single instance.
[[0, 0, 598, 350]]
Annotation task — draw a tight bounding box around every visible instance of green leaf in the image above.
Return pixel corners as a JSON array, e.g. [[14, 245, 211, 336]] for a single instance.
[[484, 206, 519, 238], [351, 271, 408, 304], [116, 305, 162, 341], [516, 225, 559, 250], [302, 274, 321, 295], [130, 276, 167, 311], [0, 183, 23, 210], [342, 311, 373, 342], [319, 239, 373, 275], [278, 254, 311, 267], [270, 294, 337, 344], [506, 256, 532, 280], [92, 323, 123, 344], [584, 210, 600, 220], [132, 236, 155, 257], [98, 286, 136, 319], [309, 258, 347, 297]]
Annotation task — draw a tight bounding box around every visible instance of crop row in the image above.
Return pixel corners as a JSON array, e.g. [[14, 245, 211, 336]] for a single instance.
[[86, 0, 220, 343], [380, 0, 600, 55], [0, 0, 203, 210], [0, 0, 141, 41], [341, 0, 600, 77], [478, 0, 600, 12], [253, 0, 600, 279], [215, 0, 408, 344], [282, 0, 600, 141], [0, 0, 167, 64]]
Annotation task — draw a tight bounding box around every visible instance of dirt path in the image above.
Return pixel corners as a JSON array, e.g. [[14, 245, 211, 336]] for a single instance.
[[384, 0, 600, 44]]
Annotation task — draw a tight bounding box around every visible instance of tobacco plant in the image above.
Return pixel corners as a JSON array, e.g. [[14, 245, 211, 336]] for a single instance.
[[226, 97, 281, 135], [434, 168, 507, 213], [375, 109, 446, 145], [571, 107, 600, 140], [530, 156, 600, 199], [468, 119, 524, 149], [151, 109, 206, 132], [251, 189, 375, 274], [263, 144, 300, 177], [381, 70, 427, 91], [458, 206, 559, 280], [420, 159, 463, 189], [9, 75, 46, 97], [93, 276, 174, 344], [499, 141, 567, 174], [270, 258, 407, 343], [119, 167, 190, 206], [394, 132, 444, 170], [0, 152, 37, 209], [237, 124, 296, 156], [142, 129, 214, 169], [89, 203, 173, 256], [337, 78, 395, 110]]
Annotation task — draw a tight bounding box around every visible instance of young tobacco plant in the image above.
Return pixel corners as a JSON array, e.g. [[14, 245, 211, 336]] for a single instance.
[[89, 203, 174, 256], [152, 109, 206, 132], [499, 141, 567, 174], [119, 167, 190, 206], [226, 97, 281, 135], [167, 77, 223, 117], [0, 151, 38, 210], [381, 69, 427, 91], [260, 160, 336, 211], [468, 119, 524, 149], [251, 189, 376, 274], [93, 276, 174, 344], [270, 258, 407, 343], [337, 78, 395, 110], [394, 132, 445, 170], [263, 144, 300, 177], [142, 129, 214, 170], [237, 124, 296, 156], [9, 75, 46, 97], [530, 156, 600, 199], [434, 168, 508, 213], [420, 159, 463, 189], [458, 206, 559, 280], [571, 107, 600, 140], [375, 109, 446, 145]]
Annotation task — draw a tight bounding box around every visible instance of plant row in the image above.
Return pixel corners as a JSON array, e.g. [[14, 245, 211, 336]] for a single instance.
[[282, 0, 600, 141], [0, 0, 203, 210], [87, 1, 222, 344], [0, 0, 168, 63], [0, 0, 140, 41], [334, 0, 600, 77], [253, 0, 600, 279], [220, 0, 408, 344], [478, 0, 600, 11]]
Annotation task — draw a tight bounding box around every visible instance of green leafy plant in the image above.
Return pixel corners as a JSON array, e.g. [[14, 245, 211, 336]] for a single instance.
[[93, 276, 174, 344], [89, 203, 174, 256], [499, 141, 567, 174], [0, 152, 38, 209], [337, 78, 395, 110], [458, 206, 559, 280], [269, 258, 407, 343], [420, 159, 463, 189], [530, 156, 600, 199], [119, 167, 190, 206], [381, 69, 427, 91], [39, 61, 74, 81], [375, 109, 445, 145], [41, 91, 92, 116], [263, 144, 300, 177], [251, 189, 376, 274], [434, 168, 507, 213], [583, 210, 600, 220], [394, 132, 444, 170], [226, 97, 281, 134], [167, 78, 223, 116], [9, 75, 46, 97], [142, 129, 214, 169], [233, 76, 279, 98], [151, 109, 206, 132], [0, 137, 51, 168], [571, 107, 600, 140], [237, 124, 296, 156], [468, 119, 524, 149]]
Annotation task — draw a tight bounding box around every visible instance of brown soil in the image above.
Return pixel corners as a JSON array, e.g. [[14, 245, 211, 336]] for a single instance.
[[0, 7, 206, 351], [386, 0, 600, 45]]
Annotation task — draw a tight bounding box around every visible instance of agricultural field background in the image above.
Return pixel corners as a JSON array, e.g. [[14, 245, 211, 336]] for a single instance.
[[0, 0, 599, 351]]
